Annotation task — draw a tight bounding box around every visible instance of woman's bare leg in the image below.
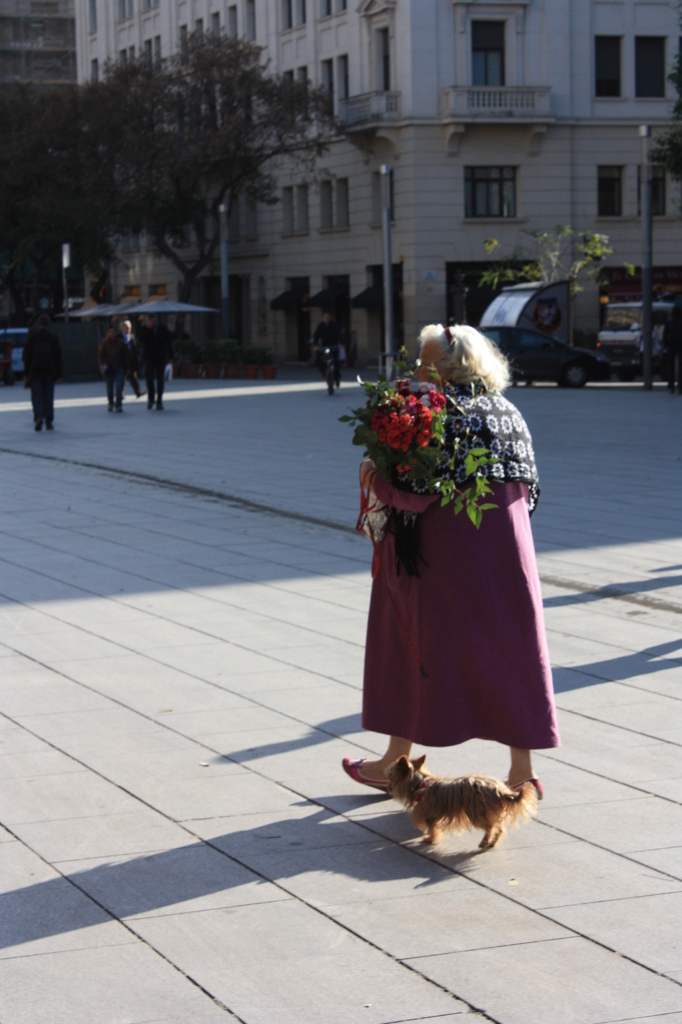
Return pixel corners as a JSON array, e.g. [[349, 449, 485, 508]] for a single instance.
[[358, 736, 413, 782], [507, 747, 533, 788]]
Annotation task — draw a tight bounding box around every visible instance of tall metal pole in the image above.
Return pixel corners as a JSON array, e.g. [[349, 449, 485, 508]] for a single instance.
[[639, 125, 653, 390], [380, 164, 394, 378], [61, 243, 70, 324], [218, 203, 230, 339]]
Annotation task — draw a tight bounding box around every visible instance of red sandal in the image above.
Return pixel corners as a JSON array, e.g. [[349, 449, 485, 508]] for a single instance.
[[510, 777, 544, 800], [342, 757, 389, 792]]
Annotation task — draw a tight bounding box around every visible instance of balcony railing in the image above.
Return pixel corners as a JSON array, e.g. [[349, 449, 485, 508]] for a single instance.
[[441, 86, 552, 120], [339, 91, 401, 127]]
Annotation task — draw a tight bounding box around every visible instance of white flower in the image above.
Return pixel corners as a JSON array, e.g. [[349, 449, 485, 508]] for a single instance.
[[501, 415, 513, 434]]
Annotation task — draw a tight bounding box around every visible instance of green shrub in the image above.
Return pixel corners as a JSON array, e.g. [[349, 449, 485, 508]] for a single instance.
[[241, 346, 261, 365]]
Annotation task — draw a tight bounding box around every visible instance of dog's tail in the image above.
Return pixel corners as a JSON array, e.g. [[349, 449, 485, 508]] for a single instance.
[[504, 782, 539, 827]]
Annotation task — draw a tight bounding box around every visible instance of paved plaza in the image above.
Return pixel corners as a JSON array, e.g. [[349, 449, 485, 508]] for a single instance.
[[0, 373, 681, 1024]]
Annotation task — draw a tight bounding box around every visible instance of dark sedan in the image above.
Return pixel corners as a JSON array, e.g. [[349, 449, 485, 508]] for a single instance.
[[482, 327, 611, 388]]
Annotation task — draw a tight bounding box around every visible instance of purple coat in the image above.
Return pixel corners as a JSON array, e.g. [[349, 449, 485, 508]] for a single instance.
[[362, 476, 560, 750]]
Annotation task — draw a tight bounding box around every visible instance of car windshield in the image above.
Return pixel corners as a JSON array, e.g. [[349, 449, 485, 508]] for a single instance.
[[603, 307, 641, 331]]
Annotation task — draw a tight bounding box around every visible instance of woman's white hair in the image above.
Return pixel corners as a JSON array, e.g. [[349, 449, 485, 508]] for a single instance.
[[418, 323, 510, 393]]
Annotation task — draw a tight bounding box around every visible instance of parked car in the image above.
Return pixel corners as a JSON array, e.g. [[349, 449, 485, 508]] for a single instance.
[[482, 326, 611, 387], [0, 328, 29, 383], [597, 302, 672, 381]]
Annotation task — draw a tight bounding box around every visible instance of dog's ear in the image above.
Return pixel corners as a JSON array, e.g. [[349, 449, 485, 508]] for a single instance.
[[412, 754, 427, 771], [394, 755, 413, 779]]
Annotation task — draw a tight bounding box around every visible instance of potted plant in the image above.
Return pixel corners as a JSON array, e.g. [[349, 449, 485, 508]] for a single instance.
[[260, 347, 277, 380], [184, 340, 202, 378], [242, 346, 260, 380], [222, 339, 242, 378], [203, 339, 223, 379]]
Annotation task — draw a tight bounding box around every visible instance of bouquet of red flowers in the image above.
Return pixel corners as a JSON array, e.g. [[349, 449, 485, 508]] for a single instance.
[[341, 373, 496, 528]]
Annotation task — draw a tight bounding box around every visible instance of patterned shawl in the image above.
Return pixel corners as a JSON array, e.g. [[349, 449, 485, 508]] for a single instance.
[[397, 382, 540, 514]]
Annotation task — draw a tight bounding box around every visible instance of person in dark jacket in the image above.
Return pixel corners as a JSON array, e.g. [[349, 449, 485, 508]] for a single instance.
[[120, 319, 144, 399], [23, 314, 63, 431], [313, 311, 343, 387], [663, 304, 682, 394], [98, 325, 129, 412], [139, 314, 173, 410]]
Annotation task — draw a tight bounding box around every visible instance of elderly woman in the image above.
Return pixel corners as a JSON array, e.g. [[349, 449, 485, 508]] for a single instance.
[[343, 324, 560, 796]]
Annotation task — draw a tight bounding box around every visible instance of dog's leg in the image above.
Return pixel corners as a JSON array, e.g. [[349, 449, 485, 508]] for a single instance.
[[479, 824, 503, 849], [422, 824, 442, 845]]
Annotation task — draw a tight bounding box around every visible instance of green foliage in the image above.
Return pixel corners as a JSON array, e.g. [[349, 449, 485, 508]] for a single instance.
[[241, 346, 262, 366], [341, 368, 498, 530], [480, 228, 614, 293], [172, 337, 202, 362]]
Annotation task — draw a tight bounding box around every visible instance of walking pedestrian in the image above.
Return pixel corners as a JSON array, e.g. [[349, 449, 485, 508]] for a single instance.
[[120, 319, 144, 399], [139, 314, 173, 411], [313, 311, 342, 388], [663, 304, 682, 394], [23, 314, 63, 432], [343, 324, 560, 797], [99, 324, 128, 413]]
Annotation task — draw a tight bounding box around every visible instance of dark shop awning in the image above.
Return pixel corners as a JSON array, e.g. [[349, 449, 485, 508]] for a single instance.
[[270, 289, 307, 311], [351, 285, 383, 310], [308, 286, 349, 307]]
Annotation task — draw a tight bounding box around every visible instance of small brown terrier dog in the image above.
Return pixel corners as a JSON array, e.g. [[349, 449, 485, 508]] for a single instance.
[[387, 754, 538, 849]]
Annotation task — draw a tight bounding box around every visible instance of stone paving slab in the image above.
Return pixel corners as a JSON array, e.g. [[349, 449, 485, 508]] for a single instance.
[[1, 377, 681, 1021]]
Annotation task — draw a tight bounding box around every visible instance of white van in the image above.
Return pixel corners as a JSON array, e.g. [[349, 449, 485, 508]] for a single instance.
[[597, 302, 672, 381]]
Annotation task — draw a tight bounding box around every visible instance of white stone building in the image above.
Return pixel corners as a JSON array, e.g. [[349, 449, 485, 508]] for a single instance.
[[75, 0, 681, 362]]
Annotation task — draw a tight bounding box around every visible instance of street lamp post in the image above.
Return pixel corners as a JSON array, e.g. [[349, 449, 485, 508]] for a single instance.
[[639, 125, 653, 391], [62, 243, 70, 324], [380, 164, 393, 378], [219, 203, 229, 339]]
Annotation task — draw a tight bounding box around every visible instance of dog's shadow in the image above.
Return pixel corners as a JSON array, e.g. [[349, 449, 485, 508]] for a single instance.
[[2, 799, 489, 953]]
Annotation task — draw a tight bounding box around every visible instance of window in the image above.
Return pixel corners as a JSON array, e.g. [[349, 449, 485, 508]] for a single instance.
[[636, 37, 666, 97], [336, 177, 349, 228], [244, 201, 258, 240], [378, 28, 390, 91], [595, 36, 620, 96], [321, 58, 334, 105], [295, 184, 309, 233], [227, 5, 237, 37], [465, 167, 516, 218], [246, 0, 256, 41], [119, 48, 127, 65], [638, 165, 666, 215], [90, 57, 98, 80], [179, 24, 187, 47], [88, 0, 96, 32], [282, 187, 294, 234], [296, 0, 306, 26], [211, 12, 220, 36], [195, 18, 203, 34], [153, 35, 161, 62], [129, 45, 135, 59], [118, 0, 126, 21], [321, 0, 332, 16], [337, 0, 347, 9], [297, 65, 307, 82], [142, 0, 150, 10], [144, 38, 152, 63], [472, 21, 504, 87], [282, 0, 293, 30], [337, 54, 349, 100], [597, 166, 622, 216], [128, 0, 134, 16], [320, 180, 333, 229]]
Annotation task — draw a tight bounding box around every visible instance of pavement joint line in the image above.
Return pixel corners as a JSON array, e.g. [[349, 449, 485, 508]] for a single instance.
[[0, 818, 246, 1023], [0, 447, 360, 537], [3, 698, 682, 998], [2, 445, 680, 619], [0, 711, 502, 1024], [553, 706, 682, 751]]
